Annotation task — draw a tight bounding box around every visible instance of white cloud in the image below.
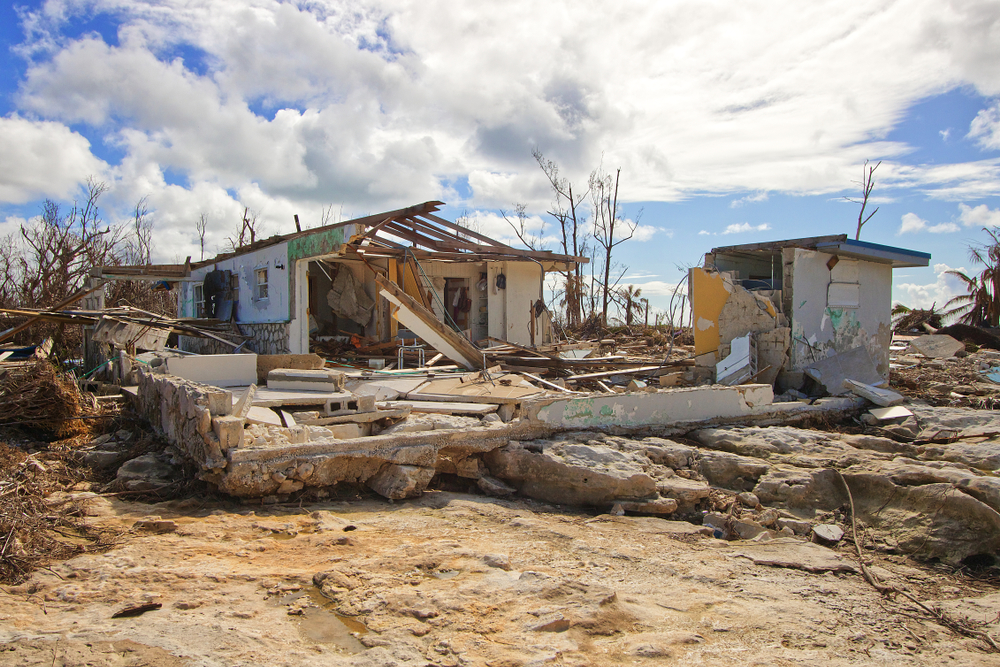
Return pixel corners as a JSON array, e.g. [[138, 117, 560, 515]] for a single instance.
[[0, 115, 107, 203], [10, 0, 1000, 212], [958, 202, 1000, 228], [721, 222, 771, 235], [4, 0, 1000, 253], [631, 224, 658, 242], [894, 263, 969, 311], [899, 212, 927, 234], [698, 230, 711, 235], [730, 191, 769, 208], [939, 128, 951, 141], [968, 101, 1000, 150], [928, 222, 960, 233], [898, 211, 960, 235]]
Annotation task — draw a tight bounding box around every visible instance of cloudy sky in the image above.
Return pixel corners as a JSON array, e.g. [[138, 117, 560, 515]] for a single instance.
[[2, 0, 1000, 317]]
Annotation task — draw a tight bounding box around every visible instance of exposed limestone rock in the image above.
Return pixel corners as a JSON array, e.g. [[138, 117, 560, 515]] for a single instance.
[[696, 451, 770, 491], [842, 473, 1000, 565], [483, 440, 657, 506], [116, 454, 181, 492], [655, 477, 711, 513], [367, 464, 435, 500], [752, 466, 846, 510]]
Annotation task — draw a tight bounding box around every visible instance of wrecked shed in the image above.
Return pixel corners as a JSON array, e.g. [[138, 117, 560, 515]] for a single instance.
[[689, 235, 930, 391], [94, 202, 586, 357]]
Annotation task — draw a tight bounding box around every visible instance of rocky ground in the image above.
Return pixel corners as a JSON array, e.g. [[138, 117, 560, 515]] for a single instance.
[[5, 347, 1000, 665]]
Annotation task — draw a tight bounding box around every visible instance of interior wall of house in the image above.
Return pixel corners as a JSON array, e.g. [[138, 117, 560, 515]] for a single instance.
[[487, 261, 543, 346]]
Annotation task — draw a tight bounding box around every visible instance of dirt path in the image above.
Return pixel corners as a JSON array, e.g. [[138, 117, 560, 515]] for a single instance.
[[2, 490, 999, 666]]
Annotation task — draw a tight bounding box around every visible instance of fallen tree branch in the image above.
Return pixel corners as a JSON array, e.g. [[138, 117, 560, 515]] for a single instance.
[[835, 470, 1000, 653]]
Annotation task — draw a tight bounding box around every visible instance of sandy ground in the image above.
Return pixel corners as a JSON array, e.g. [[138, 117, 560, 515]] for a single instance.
[[2, 489, 1000, 667]]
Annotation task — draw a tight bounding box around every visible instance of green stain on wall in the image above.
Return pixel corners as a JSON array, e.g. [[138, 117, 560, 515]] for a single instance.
[[600, 405, 614, 416], [563, 398, 595, 420], [288, 227, 346, 261]]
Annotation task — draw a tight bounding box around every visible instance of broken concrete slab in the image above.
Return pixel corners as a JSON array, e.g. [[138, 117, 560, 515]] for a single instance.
[[165, 353, 258, 388], [867, 405, 913, 421], [843, 379, 904, 407], [267, 368, 346, 392], [381, 400, 498, 416], [804, 346, 883, 395], [525, 384, 775, 430], [232, 384, 257, 418], [907, 334, 964, 359], [256, 353, 324, 384]]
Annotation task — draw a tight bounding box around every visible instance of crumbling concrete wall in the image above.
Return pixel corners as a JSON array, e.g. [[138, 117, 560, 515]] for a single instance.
[[786, 248, 892, 378]]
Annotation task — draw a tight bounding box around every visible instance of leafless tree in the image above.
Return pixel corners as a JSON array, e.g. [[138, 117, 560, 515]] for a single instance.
[[228, 207, 263, 251], [124, 196, 152, 265], [846, 160, 881, 240], [501, 203, 545, 251], [196, 213, 208, 260], [590, 165, 640, 325], [456, 209, 485, 239], [320, 203, 344, 227], [534, 149, 590, 328]]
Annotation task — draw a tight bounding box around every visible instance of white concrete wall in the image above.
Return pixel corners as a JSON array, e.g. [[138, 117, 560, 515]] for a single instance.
[[788, 248, 892, 377], [185, 243, 292, 324], [485, 261, 543, 346]]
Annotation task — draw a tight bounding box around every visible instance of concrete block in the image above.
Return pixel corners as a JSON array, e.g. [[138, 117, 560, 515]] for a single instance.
[[205, 389, 233, 416], [907, 335, 964, 359], [324, 392, 364, 415], [212, 416, 245, 450], [165, 353, 257, 388], [256, 353, 325, 383], [843, 380, 904, 407], [268, 368, 346, 392]]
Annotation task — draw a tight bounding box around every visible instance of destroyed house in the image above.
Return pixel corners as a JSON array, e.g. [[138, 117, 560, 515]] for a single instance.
[[95, 202, 586, 358], [689, 235, 930, 391]]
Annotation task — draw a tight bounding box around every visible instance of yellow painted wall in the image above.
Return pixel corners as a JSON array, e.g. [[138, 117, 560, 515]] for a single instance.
[[690, 267, 733, 356]]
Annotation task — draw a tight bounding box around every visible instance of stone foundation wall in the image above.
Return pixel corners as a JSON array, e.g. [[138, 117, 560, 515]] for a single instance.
[[180, 322, 290, 355], [135, 368, 243, 476]]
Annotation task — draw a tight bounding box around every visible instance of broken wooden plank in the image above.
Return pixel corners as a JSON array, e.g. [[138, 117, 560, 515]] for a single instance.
[[518, 371, 579, 394], [375, 274, 482, 370], [564, 366, 666, 382], [424, 352, 444, 367]]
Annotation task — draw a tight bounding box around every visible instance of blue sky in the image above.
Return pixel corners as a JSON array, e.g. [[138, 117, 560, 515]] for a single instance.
[[2, 0, 1000, 320]]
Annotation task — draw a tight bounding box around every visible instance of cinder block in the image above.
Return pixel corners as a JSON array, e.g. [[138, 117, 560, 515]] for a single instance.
[[212, 415, 245, 450]]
